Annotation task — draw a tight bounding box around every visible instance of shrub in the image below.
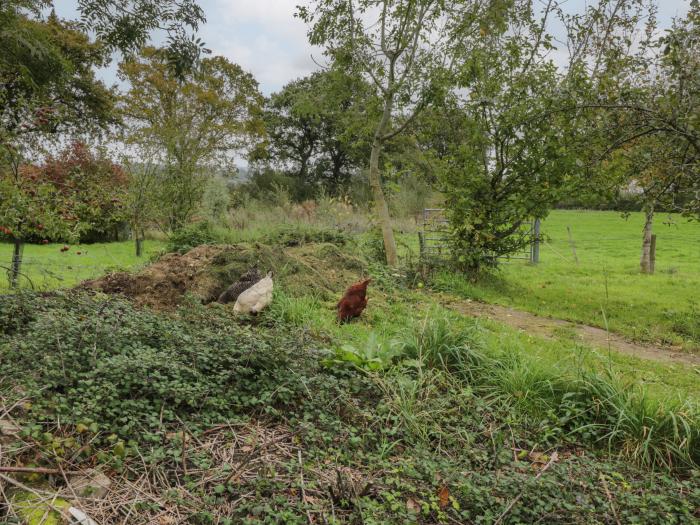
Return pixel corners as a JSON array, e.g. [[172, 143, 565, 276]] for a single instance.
[[167, 221, 220, 253], [261, 224, 349, 247]]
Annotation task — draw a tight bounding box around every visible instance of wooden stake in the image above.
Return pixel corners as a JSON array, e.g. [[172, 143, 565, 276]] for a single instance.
[[649, 234, 656, 274], [567, 226, 579, 265]]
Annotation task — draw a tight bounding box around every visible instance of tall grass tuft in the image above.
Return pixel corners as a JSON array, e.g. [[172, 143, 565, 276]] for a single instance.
[[393, 309, 700, 471], [395, 309, 490, 375], [565, 372, 700, 470]]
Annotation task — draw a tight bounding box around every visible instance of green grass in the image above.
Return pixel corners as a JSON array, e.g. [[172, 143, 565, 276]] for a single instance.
[[0, 240, 166, 291], [3, 290, 698, 523], [432, 209, 700, 350], [269, 282, 700, 401], [266, 285, 700, 469]]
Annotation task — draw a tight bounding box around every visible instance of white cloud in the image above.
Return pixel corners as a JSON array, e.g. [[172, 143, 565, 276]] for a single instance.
[[202, 0, 323, 93]]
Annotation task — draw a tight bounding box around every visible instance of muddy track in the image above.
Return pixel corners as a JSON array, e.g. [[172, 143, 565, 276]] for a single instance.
[[440, 296, 700, 367]]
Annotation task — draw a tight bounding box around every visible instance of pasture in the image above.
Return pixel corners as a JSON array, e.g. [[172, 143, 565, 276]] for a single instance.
[[0, 240, 165, 291], [437, 210, 700, 351]]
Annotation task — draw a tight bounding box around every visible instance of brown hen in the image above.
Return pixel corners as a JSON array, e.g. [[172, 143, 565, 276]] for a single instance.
[[337, 278, 371, 323]]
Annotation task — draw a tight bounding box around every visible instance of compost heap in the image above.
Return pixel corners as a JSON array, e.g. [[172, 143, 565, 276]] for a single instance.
[[81, 243, 366, 310]]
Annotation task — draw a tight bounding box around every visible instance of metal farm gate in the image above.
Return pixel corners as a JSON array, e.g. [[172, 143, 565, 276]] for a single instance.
[[418, 208, 541, 265]]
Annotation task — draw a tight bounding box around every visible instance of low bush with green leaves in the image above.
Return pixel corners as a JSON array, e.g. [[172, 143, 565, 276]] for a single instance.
[[167, 221, 222, 253]]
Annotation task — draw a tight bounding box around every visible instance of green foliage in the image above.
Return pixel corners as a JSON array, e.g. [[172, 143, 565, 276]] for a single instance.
[[439, 6, 588, 272], [167, 221, 219, 253], [260, 70, 376, 195], [75, 0, 206, 72], [2, 277, 700, 522], [391, 311, 700, 470], [260, 223, 349, 247], [0, 10, 115, 150], [0, 291, 372, 439], [119, 47, 264, 231]]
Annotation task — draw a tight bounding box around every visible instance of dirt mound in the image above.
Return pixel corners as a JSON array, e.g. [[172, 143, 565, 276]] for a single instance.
[[82, 245, 226, 310], [82, 242, 368, 310]]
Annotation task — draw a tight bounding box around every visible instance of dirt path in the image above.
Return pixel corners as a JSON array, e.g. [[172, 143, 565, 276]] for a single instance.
[[441, 296, 700, 367]]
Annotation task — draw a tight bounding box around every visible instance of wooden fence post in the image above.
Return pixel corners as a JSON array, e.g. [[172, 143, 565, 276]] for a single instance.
[[649, 234, 656, 274], [10, 239, 23, 288], [531, 219, 541, 264], [567, 226, 579, 265]]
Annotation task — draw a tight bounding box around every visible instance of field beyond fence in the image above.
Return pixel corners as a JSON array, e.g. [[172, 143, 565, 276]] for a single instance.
[[0, 240, 166, 291], [435, 210, 700, 351]]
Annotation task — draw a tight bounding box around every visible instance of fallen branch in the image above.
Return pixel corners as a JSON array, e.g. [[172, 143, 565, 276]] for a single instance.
[[0, 466, 83, 475]]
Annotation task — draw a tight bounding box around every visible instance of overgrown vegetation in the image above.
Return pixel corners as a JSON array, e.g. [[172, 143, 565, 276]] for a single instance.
[[2, 0, 700, 522], [1, 285, 699, 523]]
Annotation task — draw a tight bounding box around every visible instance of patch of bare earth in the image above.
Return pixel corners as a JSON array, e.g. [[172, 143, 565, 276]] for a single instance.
[[81, 245, 226, 310], [441, 296, 700, 367]]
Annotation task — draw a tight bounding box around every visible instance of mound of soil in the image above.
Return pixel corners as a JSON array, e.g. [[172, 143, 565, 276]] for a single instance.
[[81, 242, 368, 310]]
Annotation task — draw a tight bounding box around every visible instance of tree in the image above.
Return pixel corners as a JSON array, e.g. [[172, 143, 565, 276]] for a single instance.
[[122, 150, 160, 257], [33, 141, 129, 242], [262, 70, 376, 196], [2, 1, 207, 79], [438, 3, 589, 272], [0, 142, 127, 286], [119, 47, 265, 231], [561, 0, 699, 272], [0, 11, 116, 160], [0, 12, 117, 286], [298, 0, 509, 266]]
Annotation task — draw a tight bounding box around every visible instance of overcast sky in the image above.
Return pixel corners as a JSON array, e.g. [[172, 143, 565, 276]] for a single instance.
[[53, 0, 691, 96]]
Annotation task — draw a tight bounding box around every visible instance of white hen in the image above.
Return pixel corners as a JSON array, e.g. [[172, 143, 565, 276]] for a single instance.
[[233, 271, 273, 314]]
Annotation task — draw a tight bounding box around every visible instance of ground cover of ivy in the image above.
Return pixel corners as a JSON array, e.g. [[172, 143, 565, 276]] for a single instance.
[[0, 290, 698, 524]]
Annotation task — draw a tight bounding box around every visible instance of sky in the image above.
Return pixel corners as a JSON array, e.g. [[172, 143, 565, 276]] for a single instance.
[[53, 0, 691, 96]]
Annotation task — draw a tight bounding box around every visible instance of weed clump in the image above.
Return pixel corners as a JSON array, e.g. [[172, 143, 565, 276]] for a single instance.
[[168, 221, 221, 253]]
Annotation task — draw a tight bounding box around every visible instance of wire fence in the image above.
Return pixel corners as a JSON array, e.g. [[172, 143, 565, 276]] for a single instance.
[[415, 209, 699, 270], [418, 209, 541, 265], [0, 244, 156, 292]]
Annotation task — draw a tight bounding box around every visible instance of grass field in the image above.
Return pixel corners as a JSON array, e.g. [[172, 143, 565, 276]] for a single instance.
[[434, 210, 700, 351], [0, 239, 166, 291]]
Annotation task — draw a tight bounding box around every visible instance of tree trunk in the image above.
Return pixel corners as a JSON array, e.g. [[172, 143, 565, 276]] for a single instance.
[[369, 97, 398, 267], [135, 232, 143, 257], [10, 238, 23, 288], [640, 207, 654, 274]]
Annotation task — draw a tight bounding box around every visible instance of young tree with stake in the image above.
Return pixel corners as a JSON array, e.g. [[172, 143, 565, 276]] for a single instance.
[[297, 0, 510, 266]]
